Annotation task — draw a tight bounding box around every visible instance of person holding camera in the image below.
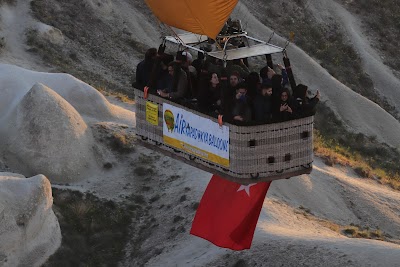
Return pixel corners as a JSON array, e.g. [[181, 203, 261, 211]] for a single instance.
[[273, 88, 297, 122]]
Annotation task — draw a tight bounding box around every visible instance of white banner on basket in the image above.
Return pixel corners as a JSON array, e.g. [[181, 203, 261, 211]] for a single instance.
[[163, 103, 229, 167]]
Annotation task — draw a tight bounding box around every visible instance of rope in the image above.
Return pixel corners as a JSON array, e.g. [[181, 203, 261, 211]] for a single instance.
[[166, 25, 184, 44]]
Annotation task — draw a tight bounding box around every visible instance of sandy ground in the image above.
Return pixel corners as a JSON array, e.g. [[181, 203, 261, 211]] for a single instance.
[[143, 157, 400, 267]]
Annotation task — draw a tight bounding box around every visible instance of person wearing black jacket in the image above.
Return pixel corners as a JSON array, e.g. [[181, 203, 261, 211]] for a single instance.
[[232, 82, 252, 123], [134, 48, 157, 89], [253, 83, 273, 124], [197, 72, 222, 116], [273, 88, 296, 122], [293, 84, 320, 117], [158, 61, 188, 101]]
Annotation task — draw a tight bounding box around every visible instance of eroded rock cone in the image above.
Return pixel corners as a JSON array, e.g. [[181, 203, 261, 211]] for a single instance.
[[2, 83, 96, 182], [0, 173, 61, 267]]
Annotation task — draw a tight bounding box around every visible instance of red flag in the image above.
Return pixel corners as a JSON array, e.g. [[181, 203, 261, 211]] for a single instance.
[[190, 174, 271, 250]]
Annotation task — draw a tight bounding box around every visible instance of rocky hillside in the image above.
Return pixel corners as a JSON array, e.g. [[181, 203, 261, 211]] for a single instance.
[[27, 0, 161, 96], [1, 0, 400, 266], [24, 0, 400, 114]]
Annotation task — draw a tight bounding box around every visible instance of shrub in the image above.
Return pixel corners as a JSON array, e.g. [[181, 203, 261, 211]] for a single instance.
[[110, 132, 135, 153], [314, 103, 400, 190], [44, 189, 133, 266], [134, 166, 154, 176], [0, 37, 5, 50], [342, 225, 386, 240], [0, 0, 16, 5]]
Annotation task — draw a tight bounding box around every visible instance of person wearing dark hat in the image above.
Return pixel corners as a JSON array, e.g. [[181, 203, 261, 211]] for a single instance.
[[294, 84, 320, 117]]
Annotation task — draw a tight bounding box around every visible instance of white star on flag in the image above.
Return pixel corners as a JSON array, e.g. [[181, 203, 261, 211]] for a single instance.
[[237, 183, 257, 196]]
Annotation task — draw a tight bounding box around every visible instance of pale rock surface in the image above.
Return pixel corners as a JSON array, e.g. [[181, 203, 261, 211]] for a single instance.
[[85, 0, 114, 17], [0, 63, 135, 183], [0, 83, 96, 183], [0, 64, 134, 126], [0, 173, 61, 267], [36, 23, 64, 45]]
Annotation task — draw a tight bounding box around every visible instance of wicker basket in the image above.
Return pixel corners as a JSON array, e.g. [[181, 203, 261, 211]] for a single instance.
[[134, 88, 313, 183]]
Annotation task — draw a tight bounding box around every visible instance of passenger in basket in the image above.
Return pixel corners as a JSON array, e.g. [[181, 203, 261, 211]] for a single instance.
[[224, 71, 242, 117], [260, 64, 288, 88], [219, 68, 234, 122], [134, 47, 157, 90], [293, 84, 320, 117], [158, 61, 188, 101], [270, 73, 285, 102], [245, 72, 261, 99], [181, 51, 197, 77], [253, 83, 273, 124], [232, 82, 252, 123], [226, 59, 250, 79], [273, 88, 296, 122], [192, 50, 206, 75], [228, 72, 241, 91], [180, 51, 198, 98], [156, 54, 174, 92], [197, 72, 222, 115]]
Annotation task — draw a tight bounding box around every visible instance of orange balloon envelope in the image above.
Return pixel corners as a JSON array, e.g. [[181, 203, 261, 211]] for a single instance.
[[145, 0, 238, 39]]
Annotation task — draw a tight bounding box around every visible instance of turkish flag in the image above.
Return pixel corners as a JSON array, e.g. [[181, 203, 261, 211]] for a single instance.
[[190, 174, 271, 250]]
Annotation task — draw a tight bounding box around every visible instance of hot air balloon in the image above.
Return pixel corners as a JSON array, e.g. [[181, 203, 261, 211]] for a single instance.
[[134, 0, 314, 183]]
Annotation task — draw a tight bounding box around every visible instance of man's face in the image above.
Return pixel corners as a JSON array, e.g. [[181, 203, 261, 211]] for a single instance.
[[168, 66, 174, 76], [237, 88, 247, 95], [230, 75, 238, 86], [262, 87, 273, 96]]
